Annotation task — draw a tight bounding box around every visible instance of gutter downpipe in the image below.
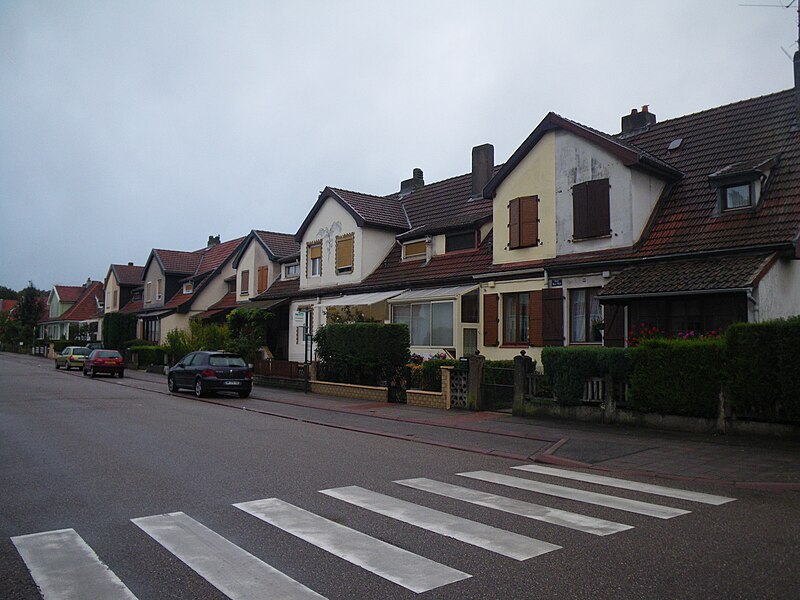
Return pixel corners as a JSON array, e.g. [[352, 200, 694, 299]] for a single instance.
[[746, 288, 759, 323]]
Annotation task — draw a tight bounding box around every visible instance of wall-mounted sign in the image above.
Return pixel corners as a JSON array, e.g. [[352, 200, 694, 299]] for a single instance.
[[550, 279, 563, 288], [293, 311, 306, 326]]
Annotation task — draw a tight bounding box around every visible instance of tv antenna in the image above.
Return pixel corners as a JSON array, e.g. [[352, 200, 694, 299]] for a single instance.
[[739, 0, 798, 60]]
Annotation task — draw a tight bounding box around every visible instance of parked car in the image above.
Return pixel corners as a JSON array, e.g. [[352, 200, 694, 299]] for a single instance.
[[83, 349, 125, 378], [54, 346, 91, 370], [167, 351, 253, 398]]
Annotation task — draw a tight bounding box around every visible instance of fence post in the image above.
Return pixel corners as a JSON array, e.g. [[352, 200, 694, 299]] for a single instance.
[[467, 352, 485, 411], [512, 350, 533, 417], [441, 366, 453, 409], [602, 373, 616, 424]]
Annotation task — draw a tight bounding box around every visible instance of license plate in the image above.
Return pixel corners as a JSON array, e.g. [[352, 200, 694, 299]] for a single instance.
[[223, 381, 241, 386]]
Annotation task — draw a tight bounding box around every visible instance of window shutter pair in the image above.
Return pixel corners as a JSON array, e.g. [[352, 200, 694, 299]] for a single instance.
[[484, 289, 562, 348], [573, 179, 610, 239], [257, 266, 268, 294], [508, 196, 539, 249]]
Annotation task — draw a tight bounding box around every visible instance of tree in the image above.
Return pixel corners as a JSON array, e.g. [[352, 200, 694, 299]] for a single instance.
[[11, 282, 46, 346], [225, 308, 272, 364], [0, 285, 18, 300]]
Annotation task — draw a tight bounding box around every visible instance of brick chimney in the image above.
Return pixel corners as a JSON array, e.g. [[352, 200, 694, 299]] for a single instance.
[[621, 105, 657, 135], [400, 168, 424, 195], [471, 143, 494, 198], [128, 262, 134, 266], [207, 235, 220, 247]]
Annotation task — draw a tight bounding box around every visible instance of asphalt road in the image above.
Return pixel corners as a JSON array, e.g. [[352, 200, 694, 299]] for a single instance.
[[1, 353, 798, 599]]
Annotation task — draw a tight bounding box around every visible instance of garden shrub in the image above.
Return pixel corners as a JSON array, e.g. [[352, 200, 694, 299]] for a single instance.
[[725, 317, 800, 423], [315, 323, 409, 386], [128, 345, 164, 368], [102, 313, 137, 351], [629, 338, 723, 418], [541, 347, 629, 405], [52, 340, 86, 353], [417, 359, 459, 391]]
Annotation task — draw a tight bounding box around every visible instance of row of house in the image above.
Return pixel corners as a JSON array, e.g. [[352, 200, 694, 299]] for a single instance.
[[38, 77, 800, 365]]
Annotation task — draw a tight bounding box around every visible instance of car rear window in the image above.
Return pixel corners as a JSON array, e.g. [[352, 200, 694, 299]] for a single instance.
[[74, 348, 91, 356], [96, 351, 121, 358], [209, 355, 247, 367]]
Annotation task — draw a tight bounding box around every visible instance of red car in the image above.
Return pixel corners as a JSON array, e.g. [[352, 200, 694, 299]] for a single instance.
[[83, 349, 125, 378]]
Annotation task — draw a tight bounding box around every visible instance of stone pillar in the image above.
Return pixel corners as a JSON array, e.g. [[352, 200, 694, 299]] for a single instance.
[[441, 366, 453, 410], [602, 373, 616, 424], [467, 352, 485, 411], [512, 351, 534, 417]]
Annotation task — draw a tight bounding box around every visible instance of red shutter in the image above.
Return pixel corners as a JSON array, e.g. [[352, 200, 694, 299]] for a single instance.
[[572, 182, 589, 239], [529, 290, 543, 347], [542, 288, 564, 346], [508, 198, 520, 249], [520, 196, 539, 247], [483, 293, 499, 346], [603, 303, 626, 347], [587, 178, 610, 237]]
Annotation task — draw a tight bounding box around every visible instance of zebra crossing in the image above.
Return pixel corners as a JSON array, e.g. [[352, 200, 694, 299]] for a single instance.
[[11, 464, 736, 599]]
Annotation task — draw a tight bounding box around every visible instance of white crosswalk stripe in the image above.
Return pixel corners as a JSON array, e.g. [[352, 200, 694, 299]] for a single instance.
[[395, 478, 633, 536], [11, 528, 138, 600], [132, 511, 325, 600], [458, 471, 690, 519], [321, 485, 561, 560], [234, 497, 471, 593], [512, 464, 736, 505]]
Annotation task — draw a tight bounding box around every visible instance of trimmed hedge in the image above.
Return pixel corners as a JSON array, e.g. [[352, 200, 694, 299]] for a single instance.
[[725, 317, 800, 423], [52, 340, 89, 353], [102, 313, 137, 351], [315, 323, 410, 386], [541, 347, 630, 405], [128, 345, 165, 368], [629, 338, 724, 419], [418, 359, 459, 391]]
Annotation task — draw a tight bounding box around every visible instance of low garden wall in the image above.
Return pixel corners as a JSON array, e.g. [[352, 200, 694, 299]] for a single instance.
[[310, 380, 388, 402]]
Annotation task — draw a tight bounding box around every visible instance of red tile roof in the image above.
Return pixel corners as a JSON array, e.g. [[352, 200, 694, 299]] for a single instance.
[[254, 277, 300, 300], [622, 89, 799, 256], [153, 249, 204, 275], [56, 282, 104, 321], [111, 264, 145, 286], [54, 285, 83, 303], [119, 297, 143, 314], [194, 237, 245, 276], [330, 187, 409, 230], [254, 230, 300, 260], [0, 299, 17, 312]]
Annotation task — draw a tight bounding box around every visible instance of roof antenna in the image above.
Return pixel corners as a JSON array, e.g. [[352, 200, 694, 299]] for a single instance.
[[739, 1, 798, 60]]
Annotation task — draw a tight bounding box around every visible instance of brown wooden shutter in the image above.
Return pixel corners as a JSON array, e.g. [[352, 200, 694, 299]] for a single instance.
[[573, 182, 589, 239], [587, 178, 610, 237], [257, 266, 268, 294], [519, 195, 539, 248], [603, 303, 626, 347], [240, 270, 249, 294], [542, 288, 564, 346], [508, 198, 520, 249], [483, 293, 499, 346], [309, 244, 322, 259], [336, 235, 354, 271], [528, 290, 544, 347]]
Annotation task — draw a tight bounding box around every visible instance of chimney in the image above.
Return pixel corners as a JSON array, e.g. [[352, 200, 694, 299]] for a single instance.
[[127, 262, 134, 266], [471, 143, 494, 198], [621, 104, 657, 135], [207, 235, 220, 247], [400, 168, 424, 195]]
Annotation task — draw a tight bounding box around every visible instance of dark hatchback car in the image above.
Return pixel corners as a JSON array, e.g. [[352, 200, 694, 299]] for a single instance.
[[83, 349, 125, 378], [168, 351, 253, 398]]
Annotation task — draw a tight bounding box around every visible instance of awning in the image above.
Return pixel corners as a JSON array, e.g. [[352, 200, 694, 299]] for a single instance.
[[138, 309, 173, 318], [388, 284, 479, 303], [247, 298, 288, 310], [597, 253, 775, 301], [317, 290, 404, 308]]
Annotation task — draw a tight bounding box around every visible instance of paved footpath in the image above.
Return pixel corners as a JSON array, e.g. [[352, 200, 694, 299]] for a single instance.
[[119, 368, 800, 491]]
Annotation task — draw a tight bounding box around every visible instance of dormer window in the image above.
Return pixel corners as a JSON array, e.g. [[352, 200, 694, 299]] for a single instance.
[[723, 183, 751, 210], [445, 231, 477, 253], [403, 240, 427, 260], [709, 155, 778, 214], [285, 262, 300, 278], [183, 282, 193, 294]]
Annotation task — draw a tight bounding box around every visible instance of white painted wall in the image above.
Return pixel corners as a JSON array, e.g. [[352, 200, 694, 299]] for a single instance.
[[554, 130, 665, 255], [142, 261, 164, 308], [236, 239, 279, 300], [754, 258, 800, 321]]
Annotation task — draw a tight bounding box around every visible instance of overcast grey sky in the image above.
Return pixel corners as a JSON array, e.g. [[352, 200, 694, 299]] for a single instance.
[[0, 0, 795, 291]]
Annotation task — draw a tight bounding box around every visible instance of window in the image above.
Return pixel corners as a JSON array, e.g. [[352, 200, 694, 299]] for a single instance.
[[145, 281, 152, 303], [403, 240, 427, 260], [257, 266, 268, 294], [240, 270, 250, 295], [392, 301, 454, 347], [463, 328, 478, 356], [572, 179, 610, 239], [445, 231, 477, 253], [503, 293, 530, 344], [308, 243, 322, 277], [570, 287, 602, 344], [156, 279, 163, 300], [335, 234, 354, 274], [226, 279, 236, 293], [461, 290, 479, 323], [285, 263, 300, 278], [508, 196, 539, 249], [112, 290, 118, 308], [724, 184, 751, 210], [143, 317, 160, 343], [182, 282, 193, 294]]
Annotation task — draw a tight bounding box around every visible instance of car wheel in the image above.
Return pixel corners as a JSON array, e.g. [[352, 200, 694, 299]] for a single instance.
[[168, 375, 178, 392], [83, 368, 88, 376], [118, 371, 125, 379], [194, 378, 206, 398], [238, 390, 250, 399], [55, 362, 61, 369], [90, 368, 96, 378], [66, 364, 71, 371]]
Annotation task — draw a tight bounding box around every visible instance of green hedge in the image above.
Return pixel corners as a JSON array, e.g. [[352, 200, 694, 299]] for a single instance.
[[52, 340, 88, 353], [102, 313, 137, 351], [418, 359, 459, 391], [725, 317, 800, 422], [629, 339, 724, 418], [315, 323, 409, 386], [541, 347, 630, 405], [128, 345, 165, 368]]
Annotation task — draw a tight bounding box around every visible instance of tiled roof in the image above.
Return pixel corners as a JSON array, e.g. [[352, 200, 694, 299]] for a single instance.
[[621, 89, 799, 255], [54, 285, 83, 303], [598, 253, 775, 297], [207, 291, 239, 311], [253, 277, 300, 300], [254, 230, 300, 259], [0, 299, 17, 312], [56, 282, 104, 321], [111, 264, 145, 286], [153, 249, 204, 275], [330, 187, 409, 230], [195, 237, 245, 276], [400, 170, 497, 230], [119, 297, 143, 314]]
